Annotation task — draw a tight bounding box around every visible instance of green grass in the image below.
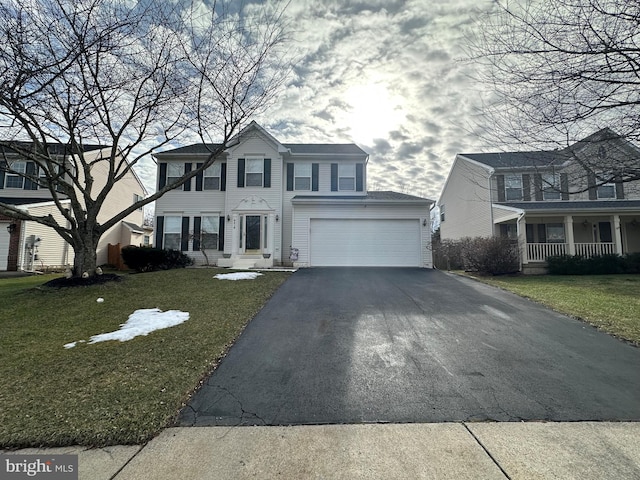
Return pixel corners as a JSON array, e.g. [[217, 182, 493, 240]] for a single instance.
[[0, 268, 290, 448], [465, 274, 640, 345]]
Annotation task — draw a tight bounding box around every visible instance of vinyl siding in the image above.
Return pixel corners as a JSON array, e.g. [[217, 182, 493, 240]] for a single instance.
[[21, 203, 73, 269], [439, 156, 493, 240], [292, 203, 432, 268]]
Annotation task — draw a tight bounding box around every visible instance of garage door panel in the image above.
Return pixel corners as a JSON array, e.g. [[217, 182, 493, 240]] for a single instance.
[[310, 219, 420, 267]]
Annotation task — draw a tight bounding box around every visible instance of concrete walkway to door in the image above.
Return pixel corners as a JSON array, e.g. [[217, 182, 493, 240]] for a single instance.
[[177, 268, 640, 426]]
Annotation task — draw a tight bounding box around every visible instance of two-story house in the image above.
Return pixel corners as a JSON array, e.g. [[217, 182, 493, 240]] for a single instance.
[[438, 129, 640, 273], [0, 143, 150, 271], [153, 121, 434, 268]]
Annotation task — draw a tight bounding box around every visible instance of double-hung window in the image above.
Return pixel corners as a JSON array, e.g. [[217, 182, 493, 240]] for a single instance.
[[203, 163, 221, 190], [294, 164, 311, 190], [200, 216, 219, 250], [546, 223, 565, 243], [542, 173, 561, 200], [338, 164, 356, 191], [246, 158, 263, 186], [133, 193, 143, 211], [596, 173, 616, 199], [505, 174, 523, 201], [163, 216, 182, 250], [5, 161, 26, 188], [167, 163, 184, 188]]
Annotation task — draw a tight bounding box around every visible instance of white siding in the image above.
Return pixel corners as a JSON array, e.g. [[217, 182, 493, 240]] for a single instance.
[[0, 222, 9, 270], [21, 203, 73, 270], [439, 156, 493, 240], [292, 203, 432, 268]]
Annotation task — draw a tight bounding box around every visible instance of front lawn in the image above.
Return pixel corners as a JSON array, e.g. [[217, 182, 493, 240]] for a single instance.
[[0, 268, 290, 448], [467, 274, 640, 345]]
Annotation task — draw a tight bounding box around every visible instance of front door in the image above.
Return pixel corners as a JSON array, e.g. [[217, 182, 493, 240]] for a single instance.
[[245, 215, 261, 251]]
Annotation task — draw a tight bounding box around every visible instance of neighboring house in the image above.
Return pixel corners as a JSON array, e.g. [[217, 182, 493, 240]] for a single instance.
[[0, 143, 150, 271], [153, 121, 434, 268], [438, 128, 640, 273]]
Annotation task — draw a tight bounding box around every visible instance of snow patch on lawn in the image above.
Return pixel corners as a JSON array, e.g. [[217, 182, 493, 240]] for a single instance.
[[214, 272, 263, 281], [64, 308, 189, 348]]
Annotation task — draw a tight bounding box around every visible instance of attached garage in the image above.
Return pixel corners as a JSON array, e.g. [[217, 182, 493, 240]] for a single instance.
[[310, 218, 421, 266], [291, 192, 434, 268]]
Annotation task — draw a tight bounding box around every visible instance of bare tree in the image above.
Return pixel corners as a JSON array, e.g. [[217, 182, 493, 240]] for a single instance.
[[468, 0, 640, 187], [0, 0, 290, 277]]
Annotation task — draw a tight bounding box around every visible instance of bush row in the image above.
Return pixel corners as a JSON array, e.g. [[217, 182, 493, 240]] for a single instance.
[[547, 253, 640, 275], [121, 246, 194, 272], [432, 236, 520, 275]]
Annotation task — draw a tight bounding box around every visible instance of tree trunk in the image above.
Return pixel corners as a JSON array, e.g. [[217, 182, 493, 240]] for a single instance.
[[71, 235, 100, 278]]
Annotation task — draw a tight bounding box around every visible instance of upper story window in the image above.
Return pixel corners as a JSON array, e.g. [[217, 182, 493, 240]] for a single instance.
[[204, 163, 221, 190], [338, 164, 356, 191], [133, 193, 143, 211], [246, 158, 263, 187], [5, 161, 26, 188], [505, 174, 523, 201], [294, 164, 311, 190], [542, 172, 561, 200], [597, 183, 616, 199], [167, 163, 184, 187]]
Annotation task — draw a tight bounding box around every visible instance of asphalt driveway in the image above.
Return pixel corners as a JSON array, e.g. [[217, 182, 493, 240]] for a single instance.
[[176, 268, 640, 426]]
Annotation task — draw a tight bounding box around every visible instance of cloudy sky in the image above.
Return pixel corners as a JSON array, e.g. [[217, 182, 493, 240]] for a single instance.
[[139, 0, 496, 202]]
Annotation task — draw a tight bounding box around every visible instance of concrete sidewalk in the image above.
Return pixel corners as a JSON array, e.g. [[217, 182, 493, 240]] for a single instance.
[[3, 422, 639, 479]]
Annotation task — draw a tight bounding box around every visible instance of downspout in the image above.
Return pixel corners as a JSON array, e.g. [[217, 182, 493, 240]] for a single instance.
[[488, 167, 495, 236]]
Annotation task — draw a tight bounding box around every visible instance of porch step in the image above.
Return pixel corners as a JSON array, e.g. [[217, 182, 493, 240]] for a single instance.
[[230, 259, 257, 270]]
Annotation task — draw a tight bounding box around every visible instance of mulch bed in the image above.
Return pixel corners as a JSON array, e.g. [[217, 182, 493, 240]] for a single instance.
[[43, 273, 124, 288]]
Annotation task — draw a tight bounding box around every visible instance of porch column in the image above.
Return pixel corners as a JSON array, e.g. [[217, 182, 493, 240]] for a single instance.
[[565, 215, 576, 255], [267, 213, 275, 256], [613, 214, 623, 255], [517, 215, 528, 266], [231, 214, 240, 256]]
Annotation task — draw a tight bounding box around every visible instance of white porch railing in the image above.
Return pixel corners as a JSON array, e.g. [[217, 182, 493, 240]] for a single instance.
[[574, 243, 616, 257], [527, 242, 617, 262], [527, 243, 567, 262]]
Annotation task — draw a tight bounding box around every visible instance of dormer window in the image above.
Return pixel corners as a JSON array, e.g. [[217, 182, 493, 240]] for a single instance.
[[505, 175, 523, 201], [338, 164, 356, 191]]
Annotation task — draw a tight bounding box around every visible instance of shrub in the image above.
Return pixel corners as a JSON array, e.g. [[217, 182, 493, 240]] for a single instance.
[[460, 236, 520, 275], [547, 253, 631, 275], [432, 238, 465, 270], [121, 246, 194, 272]]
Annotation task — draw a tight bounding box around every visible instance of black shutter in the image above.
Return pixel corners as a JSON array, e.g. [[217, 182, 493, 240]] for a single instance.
[[237, 158, 245, 187], [331, 163, 338, 191], [24, 162, 38, 190], [615, 178, 625, 199], [193, 216, 201, 251], [181, 217, 189, 251], [183, 163, 192, 191], [221, 163, 226, 191], [522, 174, 531, 201], [264, 158, 271, 187], [356, 163, 364, 192], [587, 171, 597, 200], [312, 163, 319, 191], [155, 216, 164, 249], [534, 174, 543, 201], [286, 163, 294, 191], [195, 163, 203, 191], [0, 161, 5, 189], [560, 173, 569, 200], [159, 163, 167, 189], [496, 175, 505, 202], [526, 224, 534, 243], [218, 216, 225, 251]]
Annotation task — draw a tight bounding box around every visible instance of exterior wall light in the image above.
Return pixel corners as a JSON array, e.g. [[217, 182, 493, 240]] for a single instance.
[[6, 223, 16, 234]]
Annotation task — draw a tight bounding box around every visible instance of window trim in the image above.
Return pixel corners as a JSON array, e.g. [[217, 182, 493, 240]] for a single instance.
[[542, 172, 561, 200], [163, 216, 182, 250], [505, 174, 523, 201], [5, 161, 26, 189], [338, 163, 356, 191], [245, 157, 264, 187], [203, 163, 221, 190], [294, 163, 312, 191]]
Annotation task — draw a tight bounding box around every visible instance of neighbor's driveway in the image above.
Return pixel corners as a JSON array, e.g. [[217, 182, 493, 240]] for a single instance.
[[177, 268, 640, 426]]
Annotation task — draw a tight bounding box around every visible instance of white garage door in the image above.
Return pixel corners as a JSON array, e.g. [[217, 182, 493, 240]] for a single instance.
[[0, 223, 10, 270], [310, 219, 421, 267]]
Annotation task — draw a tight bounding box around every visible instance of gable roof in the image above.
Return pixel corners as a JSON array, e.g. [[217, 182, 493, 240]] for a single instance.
[[292, 190, 434, 205], [459, 150, 570, 169], [285, 144, 367, 155], [0, 142, 107, 156]]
